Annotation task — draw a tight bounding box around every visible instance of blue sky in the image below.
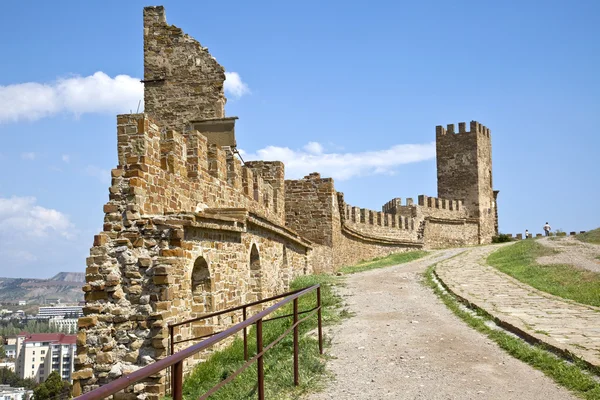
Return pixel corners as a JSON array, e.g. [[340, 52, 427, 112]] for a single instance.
[[0, 0, 598, 278]]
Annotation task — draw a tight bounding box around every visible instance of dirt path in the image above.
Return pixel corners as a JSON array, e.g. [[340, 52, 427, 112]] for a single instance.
[[537, 236, 600, 273], [305, 249, 575, 400]]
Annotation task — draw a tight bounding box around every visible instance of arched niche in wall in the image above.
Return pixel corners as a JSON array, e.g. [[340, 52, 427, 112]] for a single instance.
[[249, 244, 262, 302], [191, 256, 212, 312]]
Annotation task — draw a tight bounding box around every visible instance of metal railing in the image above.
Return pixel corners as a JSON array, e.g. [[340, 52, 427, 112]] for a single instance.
[[76, 284, 323, 400]]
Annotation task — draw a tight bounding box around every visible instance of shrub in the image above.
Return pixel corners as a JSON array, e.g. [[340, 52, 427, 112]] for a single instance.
[[492, 233, 513, 243]]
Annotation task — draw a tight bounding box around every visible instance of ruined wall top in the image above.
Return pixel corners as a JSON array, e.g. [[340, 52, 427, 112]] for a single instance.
[[143, 6, 227, 133]]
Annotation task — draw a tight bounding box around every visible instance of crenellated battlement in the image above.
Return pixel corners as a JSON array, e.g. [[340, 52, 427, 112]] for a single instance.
[[343, 203, 416, 231], [436, 120, 491, 138], [114, 113, 283, 225], [417, 195, 464, 212]]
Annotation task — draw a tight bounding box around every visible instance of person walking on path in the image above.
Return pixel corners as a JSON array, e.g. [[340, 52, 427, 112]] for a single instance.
[[525, 229, 530, 239], [543, 222, 551, 236]]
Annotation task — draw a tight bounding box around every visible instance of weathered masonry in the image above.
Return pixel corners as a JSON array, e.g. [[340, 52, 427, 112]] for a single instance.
[[74, 6, 498, 398]]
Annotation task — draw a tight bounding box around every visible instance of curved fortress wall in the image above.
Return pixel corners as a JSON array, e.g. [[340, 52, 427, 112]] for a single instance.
[[75, 6, 498, 398]]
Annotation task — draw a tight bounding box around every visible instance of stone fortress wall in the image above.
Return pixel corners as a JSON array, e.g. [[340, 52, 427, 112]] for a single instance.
[[74, 6, 499, 398]]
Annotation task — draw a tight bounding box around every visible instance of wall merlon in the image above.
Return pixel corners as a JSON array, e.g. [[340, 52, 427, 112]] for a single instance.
[[225, 151, 242, 190], [207, 144, 227, 181], [117, 114, 160, 168], [242, 167, 254, 198], [160, 130, 187, 176], [253, 175, 264, 203], [185, 130, 208, 178]]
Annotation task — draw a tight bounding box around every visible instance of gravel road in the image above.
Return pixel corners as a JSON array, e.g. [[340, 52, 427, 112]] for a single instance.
[[304, 249, 576, 400]]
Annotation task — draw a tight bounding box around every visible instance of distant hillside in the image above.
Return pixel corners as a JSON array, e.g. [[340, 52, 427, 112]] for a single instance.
[[49, 272, 85, 282], [0, 272, 84, 305]]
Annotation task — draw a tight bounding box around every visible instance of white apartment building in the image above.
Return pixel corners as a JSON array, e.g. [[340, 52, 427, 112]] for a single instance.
[[15, 333, 76, 383], [48, 317, 78, 334], [37, 306, 83, 319]]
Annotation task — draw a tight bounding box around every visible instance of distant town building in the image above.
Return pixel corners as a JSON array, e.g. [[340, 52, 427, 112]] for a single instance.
[[0, 362, 15, 371], [4, 344, 16, 359], [48, 317, 77, 334], [17, 301, 26, 306], [0, 384, 32, 400], [37, 305, 83, 319], [15, 333, 76, 383]]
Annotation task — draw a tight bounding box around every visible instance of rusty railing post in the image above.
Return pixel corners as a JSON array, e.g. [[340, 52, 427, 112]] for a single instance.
[[293, 298, 299, 386], [257, 318, 265, 400], [317, 286, 323, 354], [243, 306, 248, 361], [169, 325, 174, 395], [173, 360, 183, 400]]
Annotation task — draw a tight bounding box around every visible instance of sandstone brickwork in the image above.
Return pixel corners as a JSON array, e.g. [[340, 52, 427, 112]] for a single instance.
[[75, 6, 498, 398]]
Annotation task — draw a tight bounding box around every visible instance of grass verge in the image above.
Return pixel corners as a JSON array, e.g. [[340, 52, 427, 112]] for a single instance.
[[424, 265, 600, 399], [181, 274, 347, 400], [577, 228, 600, 245], [338, 250, 428, 274], [487, 240, 600, 307]]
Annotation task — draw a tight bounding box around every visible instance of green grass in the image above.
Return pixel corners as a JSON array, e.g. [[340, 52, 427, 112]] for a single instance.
[[424, 266, 600, 399], [338, 250, 428, 274], [181, 274, 347, 400], [487, 240, 600, 307], [577, 228, 600, 245]]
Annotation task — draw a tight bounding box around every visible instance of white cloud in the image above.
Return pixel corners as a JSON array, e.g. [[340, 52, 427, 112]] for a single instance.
[[242, 141, 436, 181], [0, 196, 74, 239], [21, 152, 36, 160], [84, 165, 111, 185], [62, 154, 70, 163], [0, 196, 81, 277], [303, 142, 324, 155], [0, 72, 143, 123], [224, 72, 250, 98]]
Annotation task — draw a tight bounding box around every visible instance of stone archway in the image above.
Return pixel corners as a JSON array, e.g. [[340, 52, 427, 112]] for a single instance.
[[191, 256, 212, 312], [249, 244, 262, 302]]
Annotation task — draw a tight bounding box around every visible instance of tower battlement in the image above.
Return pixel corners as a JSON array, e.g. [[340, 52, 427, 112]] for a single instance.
[[436, 120, 491, 138]]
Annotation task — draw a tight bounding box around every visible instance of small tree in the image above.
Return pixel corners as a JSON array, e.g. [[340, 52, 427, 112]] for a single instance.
[[33, 371, 71, 400]]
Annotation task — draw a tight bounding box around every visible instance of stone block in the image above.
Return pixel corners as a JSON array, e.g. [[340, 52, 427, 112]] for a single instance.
[[72, 368, 94, 380], [93, 234, 109, 246], [78, 316, 98, 328]]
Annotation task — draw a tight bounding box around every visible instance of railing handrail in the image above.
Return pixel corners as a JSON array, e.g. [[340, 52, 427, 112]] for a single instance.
[[169, 285, 309, 328], [76, 284, 321, 400]]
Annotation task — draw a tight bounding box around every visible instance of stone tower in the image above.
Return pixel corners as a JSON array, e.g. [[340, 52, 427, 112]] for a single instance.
[[435, 121, 498, 243]]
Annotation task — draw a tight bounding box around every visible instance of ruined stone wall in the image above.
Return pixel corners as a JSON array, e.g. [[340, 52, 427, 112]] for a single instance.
[[144, 6, 226, 133], [74, 113, 311, 398], [76, 6, 500, 397]]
